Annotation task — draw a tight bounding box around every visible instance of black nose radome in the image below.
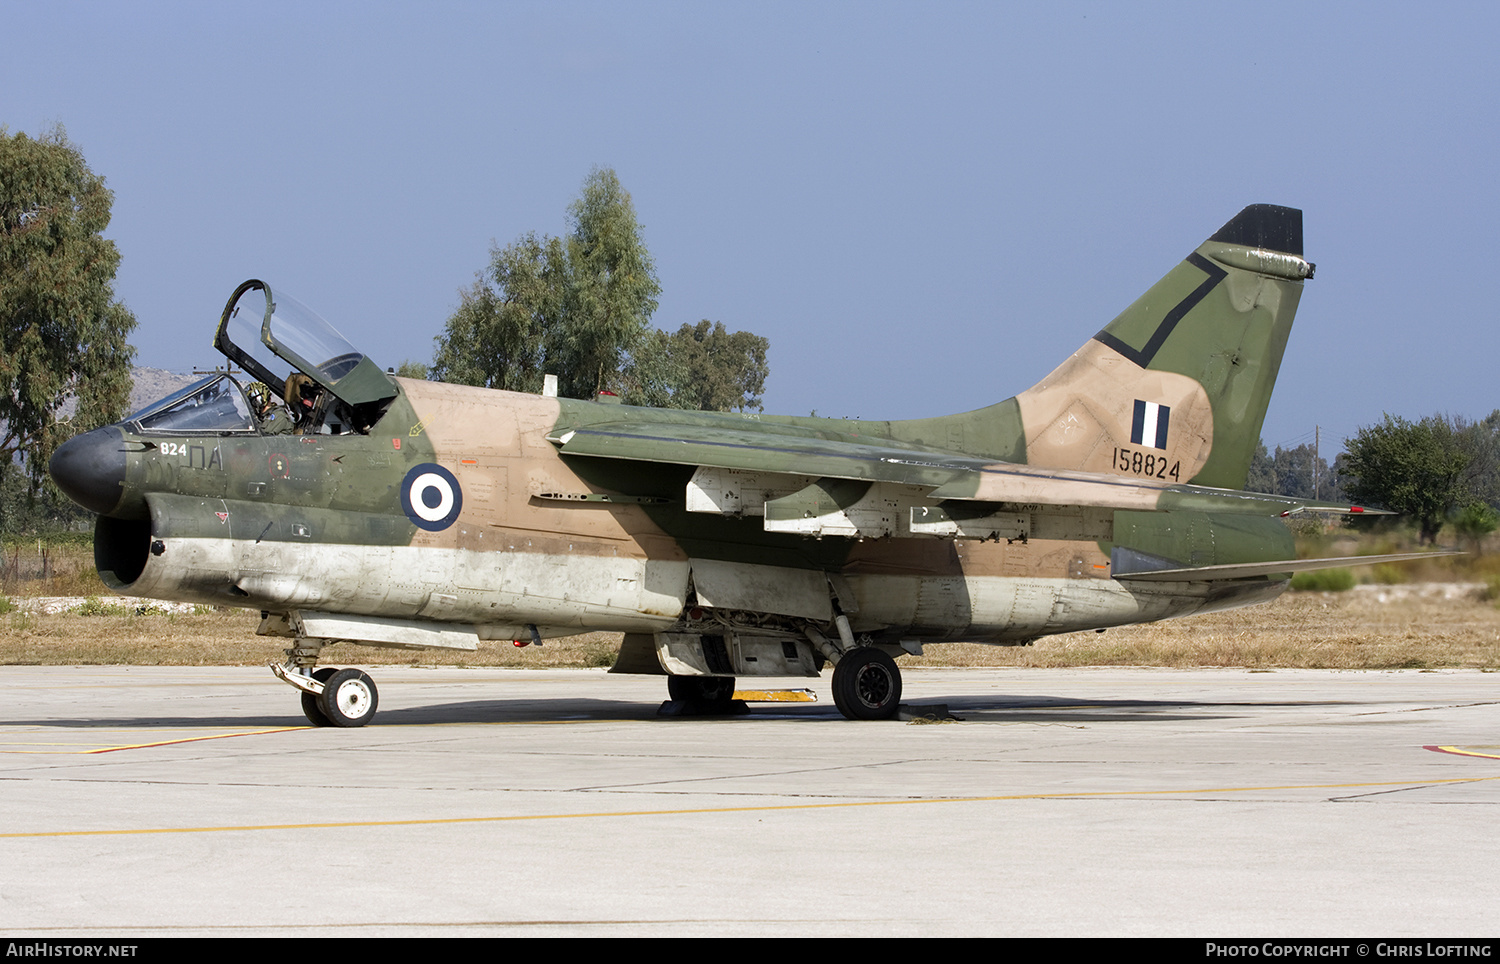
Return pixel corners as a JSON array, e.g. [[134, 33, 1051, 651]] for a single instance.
[[49, 427, 128, 516]]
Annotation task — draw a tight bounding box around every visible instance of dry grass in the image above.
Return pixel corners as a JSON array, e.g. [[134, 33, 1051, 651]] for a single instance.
[[0, 545, 623, 668], [0, 542, 110, 597], [5, 543, 1499, 670], [2, 587, 1497, 670], [903, 586, 1500, 670], [0, 606, 623, 668]]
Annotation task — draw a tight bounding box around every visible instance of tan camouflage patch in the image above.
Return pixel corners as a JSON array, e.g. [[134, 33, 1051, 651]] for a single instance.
[[1014, 339, 1213, 483], [398, 380, 673, 560]]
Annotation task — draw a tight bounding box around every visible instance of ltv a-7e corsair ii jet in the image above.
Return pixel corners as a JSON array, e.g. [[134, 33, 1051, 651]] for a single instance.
[[50, 204, 1433, 726]]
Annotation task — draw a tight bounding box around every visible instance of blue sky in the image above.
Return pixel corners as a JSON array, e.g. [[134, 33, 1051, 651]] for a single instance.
[[4, 1, 1496, 455]]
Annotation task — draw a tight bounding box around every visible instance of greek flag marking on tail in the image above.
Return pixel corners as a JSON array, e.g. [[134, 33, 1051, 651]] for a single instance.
[[1131, 400, 1170, 450]]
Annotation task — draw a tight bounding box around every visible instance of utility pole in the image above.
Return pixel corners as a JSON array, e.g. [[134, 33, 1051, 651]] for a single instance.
[[1313, 425, 1320, 499]]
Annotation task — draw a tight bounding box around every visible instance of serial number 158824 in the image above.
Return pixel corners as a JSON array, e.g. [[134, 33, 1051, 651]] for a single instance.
[[1112, 447, 1181, 481]]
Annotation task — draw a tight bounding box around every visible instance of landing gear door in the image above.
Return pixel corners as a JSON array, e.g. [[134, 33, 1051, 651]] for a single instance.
[[214, 279, 398, 409]]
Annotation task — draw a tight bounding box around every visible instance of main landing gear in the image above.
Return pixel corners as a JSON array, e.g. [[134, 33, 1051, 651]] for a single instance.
[[803, 622, 905, 721], [659, 647, 904, 721], [830, 646, 902, 720], [662, 674, 746, 716]]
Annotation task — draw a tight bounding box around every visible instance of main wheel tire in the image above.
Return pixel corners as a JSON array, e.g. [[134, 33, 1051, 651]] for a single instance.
[[831, 647, 902, 720], [318, 668, 379, 727], [300, 667, 338, 726], [667, 675, 736, 708]]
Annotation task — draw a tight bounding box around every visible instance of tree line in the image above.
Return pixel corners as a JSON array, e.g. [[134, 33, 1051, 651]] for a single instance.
[[1247, 414, 1500, 545], [0, 129, 1492, 547]]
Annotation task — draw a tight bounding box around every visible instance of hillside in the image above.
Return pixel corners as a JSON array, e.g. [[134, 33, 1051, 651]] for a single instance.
[[127, 366, 201, 413], [48, 366, 201, 423]]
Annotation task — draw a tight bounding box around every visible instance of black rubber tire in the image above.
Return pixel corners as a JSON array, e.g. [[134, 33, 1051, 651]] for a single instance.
[[831, 647, 902, 720], [667, 675, 736, 708], [318, 668, 379, 727], [300, 667, 338, 726]]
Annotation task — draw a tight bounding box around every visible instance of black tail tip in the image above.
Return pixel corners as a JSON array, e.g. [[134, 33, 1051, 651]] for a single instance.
[[1209, 204, 1303, 256]]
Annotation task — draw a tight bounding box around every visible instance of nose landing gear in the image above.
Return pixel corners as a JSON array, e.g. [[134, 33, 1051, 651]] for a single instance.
[[272, 651, 380, 727]]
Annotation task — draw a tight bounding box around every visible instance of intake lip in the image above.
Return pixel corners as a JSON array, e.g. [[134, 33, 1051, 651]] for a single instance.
[[49, 426, 128, 516]]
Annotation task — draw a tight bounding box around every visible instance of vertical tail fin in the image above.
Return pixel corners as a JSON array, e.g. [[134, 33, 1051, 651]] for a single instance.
[[1014, 204, 1313, 489]]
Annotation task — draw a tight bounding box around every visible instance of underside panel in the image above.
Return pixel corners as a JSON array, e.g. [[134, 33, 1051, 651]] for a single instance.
[[294, 611, 479, 650], [652, 631, 822, 678], [690, 558, 833, 620]]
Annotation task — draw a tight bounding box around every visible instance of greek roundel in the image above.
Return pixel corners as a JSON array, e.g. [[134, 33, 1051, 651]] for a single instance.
[[401, 463, 463, 531]]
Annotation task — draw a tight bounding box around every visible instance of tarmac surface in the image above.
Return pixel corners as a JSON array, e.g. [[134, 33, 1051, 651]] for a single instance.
[[1, 664, 1497, 936]]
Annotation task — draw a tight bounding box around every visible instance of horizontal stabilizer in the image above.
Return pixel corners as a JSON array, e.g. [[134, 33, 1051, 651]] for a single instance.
[[1279, 504, 1394, 517], [1114, 551, 1462, 582]]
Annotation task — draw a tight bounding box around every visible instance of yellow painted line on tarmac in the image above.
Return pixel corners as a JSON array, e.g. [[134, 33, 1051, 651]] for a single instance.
[[0, 718, 654, 754], [1425, 744, 1500, 760], [5, 774, 1497, 840], [0, 743, 126, 753], [86, 727, 309, 752], [0, 727, 309, 754]]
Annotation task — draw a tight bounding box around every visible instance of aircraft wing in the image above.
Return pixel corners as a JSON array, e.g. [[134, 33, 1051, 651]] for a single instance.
[[549, 422, 979, 487], [547, 420, 1383, 517]]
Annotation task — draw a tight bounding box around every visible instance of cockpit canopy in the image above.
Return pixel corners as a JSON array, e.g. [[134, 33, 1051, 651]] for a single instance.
[[179, 279, 403, 436], [214, 279, 397, 411], [128, 373, 258, 435]]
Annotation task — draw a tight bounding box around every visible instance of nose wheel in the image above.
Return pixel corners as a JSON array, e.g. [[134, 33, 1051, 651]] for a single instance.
[[275, 659, 380, 727], [300, 667, 339, 726], [316, 668, 379, 727]]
